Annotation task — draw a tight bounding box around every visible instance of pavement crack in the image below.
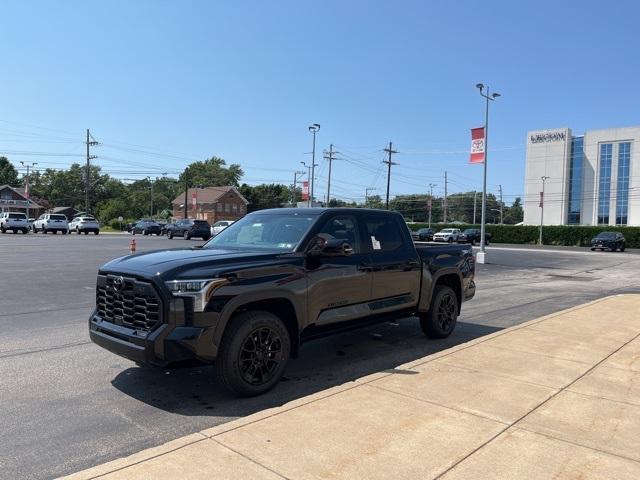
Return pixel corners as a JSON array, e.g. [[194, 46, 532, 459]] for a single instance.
[[0, 341, 91, 359]]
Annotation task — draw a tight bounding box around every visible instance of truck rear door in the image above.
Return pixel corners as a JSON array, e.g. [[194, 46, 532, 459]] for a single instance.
[[363, 213, 421, 312]]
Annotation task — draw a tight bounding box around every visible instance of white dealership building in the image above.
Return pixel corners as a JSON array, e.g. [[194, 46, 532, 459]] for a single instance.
[[523, 125, 640, 226]]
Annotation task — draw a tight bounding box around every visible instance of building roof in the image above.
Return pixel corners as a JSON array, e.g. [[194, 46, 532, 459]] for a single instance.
[[0, 185, 43, 208], [172, 186, 249, 206]]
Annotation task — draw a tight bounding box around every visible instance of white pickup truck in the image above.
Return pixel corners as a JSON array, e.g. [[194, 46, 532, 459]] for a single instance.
[[0, 212, 29, 234]]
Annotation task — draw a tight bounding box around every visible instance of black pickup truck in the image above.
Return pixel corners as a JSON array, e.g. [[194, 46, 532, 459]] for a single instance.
[[90, 208, 476, 396]]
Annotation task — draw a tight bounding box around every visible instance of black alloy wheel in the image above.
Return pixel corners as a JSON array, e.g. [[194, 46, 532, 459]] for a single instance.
[[167, 230, 173, 239], [419, 285, 458, 339], [216, 310, 291, 396], [238, 326, 284, 387], [183, 230, 190, 240]]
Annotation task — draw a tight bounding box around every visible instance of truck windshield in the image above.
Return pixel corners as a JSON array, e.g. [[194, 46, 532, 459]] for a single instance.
[[204, 213, 316, 251]]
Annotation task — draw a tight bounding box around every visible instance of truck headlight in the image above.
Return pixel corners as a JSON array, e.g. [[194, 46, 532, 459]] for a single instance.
[[164, 278, 228, 312]]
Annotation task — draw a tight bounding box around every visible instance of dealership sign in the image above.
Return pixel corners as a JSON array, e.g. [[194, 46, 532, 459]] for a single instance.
[[0, 199, 28, 206], [530, 131, 566, 143]]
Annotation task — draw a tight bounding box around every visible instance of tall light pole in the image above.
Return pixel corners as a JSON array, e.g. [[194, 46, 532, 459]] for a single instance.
[[473, 190, 478, 224], [476, 83, 501, 264], [300, 161, 312, 207], [20, 161, 37, 220], [308, 124, 320, 206], [428, 183, 436, 228], [539, 175, 550, 245], [293, 170, 305, 206]]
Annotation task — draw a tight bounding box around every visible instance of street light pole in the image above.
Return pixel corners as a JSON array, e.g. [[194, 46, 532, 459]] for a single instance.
[[308, 124, 320, 206], [428, 183, 436, 228], [476, 83, 501, 264], [539, 175, 550, 245], [20, 161, 37, 220]]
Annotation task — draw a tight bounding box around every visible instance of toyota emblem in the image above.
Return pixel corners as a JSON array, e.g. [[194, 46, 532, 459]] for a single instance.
[[112, 276, 125, 292]]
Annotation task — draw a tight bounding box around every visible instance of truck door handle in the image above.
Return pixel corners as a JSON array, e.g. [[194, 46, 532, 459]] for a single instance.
[[406, 260, 418, 267]]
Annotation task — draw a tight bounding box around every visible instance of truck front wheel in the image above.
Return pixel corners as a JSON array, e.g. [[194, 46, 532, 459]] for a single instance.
[[215, 310, 291, 397], [420, 285, 458, 339]]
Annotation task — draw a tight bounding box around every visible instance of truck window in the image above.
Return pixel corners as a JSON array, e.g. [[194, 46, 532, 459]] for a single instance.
[[317, 215, 361, 254], [365, 216, 403, 252]]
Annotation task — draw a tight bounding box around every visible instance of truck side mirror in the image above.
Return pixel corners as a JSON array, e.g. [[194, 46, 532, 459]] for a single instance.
[[307, 234, 354, 257]]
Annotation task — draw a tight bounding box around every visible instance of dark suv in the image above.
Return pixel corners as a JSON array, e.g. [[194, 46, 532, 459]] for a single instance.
[[166, 219, 211, 240], [590, 232, 625, 252], [132, 220, 161, 236]]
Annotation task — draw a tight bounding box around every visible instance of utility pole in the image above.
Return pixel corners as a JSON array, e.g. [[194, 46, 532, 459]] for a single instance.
[[324, 144, 339, 206], [292, 170, 305, 205], [473, 191, 478, 224], [300, 161, 312, 207], [85, 129, 98, 214], [382, 141, 398, 210], [539, 176, 550, 245], [428, 183, 436, 228], [443, 171, 448, 223], [308, 124, 320, 206], [20, 161, 37, 220], [498, 184, 503, 224], [365, 187, 376, 207]]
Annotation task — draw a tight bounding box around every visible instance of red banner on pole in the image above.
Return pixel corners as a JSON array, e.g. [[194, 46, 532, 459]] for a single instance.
[[301, 181, 309, 201], [539, 192, 544, 208], [191, 191, 197, 210], [470, 127, 485, 164]]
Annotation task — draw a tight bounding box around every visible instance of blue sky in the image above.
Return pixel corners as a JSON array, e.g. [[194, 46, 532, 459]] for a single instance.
[[1, 0, 639, 205]]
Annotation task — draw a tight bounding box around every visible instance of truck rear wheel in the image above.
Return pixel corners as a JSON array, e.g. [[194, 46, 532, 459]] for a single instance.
[[420, 285, 458, 339], [215, 310, 290, 397]]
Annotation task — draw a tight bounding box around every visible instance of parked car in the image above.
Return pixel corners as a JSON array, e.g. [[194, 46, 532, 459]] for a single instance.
[[33, 213, 69, 234], [90, 208, 476, 396], [166, 219, 211, 240], [69, 216, 100, 235], [131, 220, 161, 236], [458, 228, 491, 246], [590, 232, 626, 252], [211, 220, 234, 237], [411, 227, 435, 242], [157, 221, 168, 235], [432, 228, 462, 243], [0, 212, 29, 234]]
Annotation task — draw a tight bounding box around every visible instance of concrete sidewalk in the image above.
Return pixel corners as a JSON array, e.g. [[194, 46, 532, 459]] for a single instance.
[[62, 295, 640, 480]]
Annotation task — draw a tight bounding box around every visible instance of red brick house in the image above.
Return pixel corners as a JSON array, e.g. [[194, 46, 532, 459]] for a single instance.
[[172, 186, 249, 223], [0, 185, 44, 217]]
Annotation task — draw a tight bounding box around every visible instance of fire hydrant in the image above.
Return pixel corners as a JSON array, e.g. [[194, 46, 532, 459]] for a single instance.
[[129, 238, 137, 254]]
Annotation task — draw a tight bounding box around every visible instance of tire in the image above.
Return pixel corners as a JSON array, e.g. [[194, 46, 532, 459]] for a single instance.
[[42, 228, 47, 234], [419, 285, 459, 339], [62, 229, 67, 235], [183, 231, 190, 240], [215, 310, 291, 397], [95, 230, 99, 235], [143, 229, 149, 236], [590, 247, 595, 251], [469, 239, 475, 246], [83, 230, 88, 235], [76, 228, 81, 234], [620, 245, 626, 252], [486, 239, 490, 246], [447, 237, 453, 243], [0, 226, 5, 233], [22, 229, 27, 234], [167, 231, 173, 239]]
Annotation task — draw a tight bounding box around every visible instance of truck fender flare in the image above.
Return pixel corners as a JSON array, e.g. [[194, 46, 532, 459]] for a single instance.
[[212, 290, 303, 349], [418, 267, 463, 313]]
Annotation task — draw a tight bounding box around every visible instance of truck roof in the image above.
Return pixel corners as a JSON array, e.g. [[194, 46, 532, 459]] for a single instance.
[[250, 208, 402, 216]]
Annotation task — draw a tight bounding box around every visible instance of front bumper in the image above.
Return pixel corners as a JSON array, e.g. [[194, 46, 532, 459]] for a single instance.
[[89, 299, 219, 366]]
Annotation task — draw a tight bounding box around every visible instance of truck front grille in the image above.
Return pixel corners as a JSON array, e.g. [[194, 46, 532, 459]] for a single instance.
[[96, 275, 162, 331]]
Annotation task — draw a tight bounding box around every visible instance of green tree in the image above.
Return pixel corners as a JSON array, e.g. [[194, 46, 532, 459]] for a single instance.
[[0, 157, 19, 186], [239, 183, 291, 212], [179, 157, 243, 188], [504, 197, 524, 224]]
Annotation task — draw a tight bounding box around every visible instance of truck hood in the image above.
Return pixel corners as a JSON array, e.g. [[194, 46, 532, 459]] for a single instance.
[[100, 247, 285, 279]]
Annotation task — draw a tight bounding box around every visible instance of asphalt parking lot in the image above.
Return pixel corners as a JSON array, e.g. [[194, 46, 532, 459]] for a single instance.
[[2, 233, 640, 480]]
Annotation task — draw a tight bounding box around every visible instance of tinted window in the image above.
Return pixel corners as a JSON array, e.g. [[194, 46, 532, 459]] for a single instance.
[[194, 220, 208, 226], [366, 216, 403, 252], [596, 232, 616, 240], [50, 214, 67, 220], [317, 215, 361, 254], [8, 213, 26, 219]]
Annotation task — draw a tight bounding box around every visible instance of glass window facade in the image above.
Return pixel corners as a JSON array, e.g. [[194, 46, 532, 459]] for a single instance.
[[567, 137, 583, 224], [597, 143, 613, 224], [616, 142, 631, 225]]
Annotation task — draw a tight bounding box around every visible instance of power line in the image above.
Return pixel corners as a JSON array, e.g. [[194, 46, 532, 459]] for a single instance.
[[383, 141, 398, 210]]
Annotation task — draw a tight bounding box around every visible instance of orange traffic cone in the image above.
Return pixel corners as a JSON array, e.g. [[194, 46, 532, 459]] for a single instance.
[[129, 238, 137, 254]]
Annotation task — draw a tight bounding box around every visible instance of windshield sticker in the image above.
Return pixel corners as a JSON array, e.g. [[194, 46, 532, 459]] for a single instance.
[[371, 236, 381, 250]]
